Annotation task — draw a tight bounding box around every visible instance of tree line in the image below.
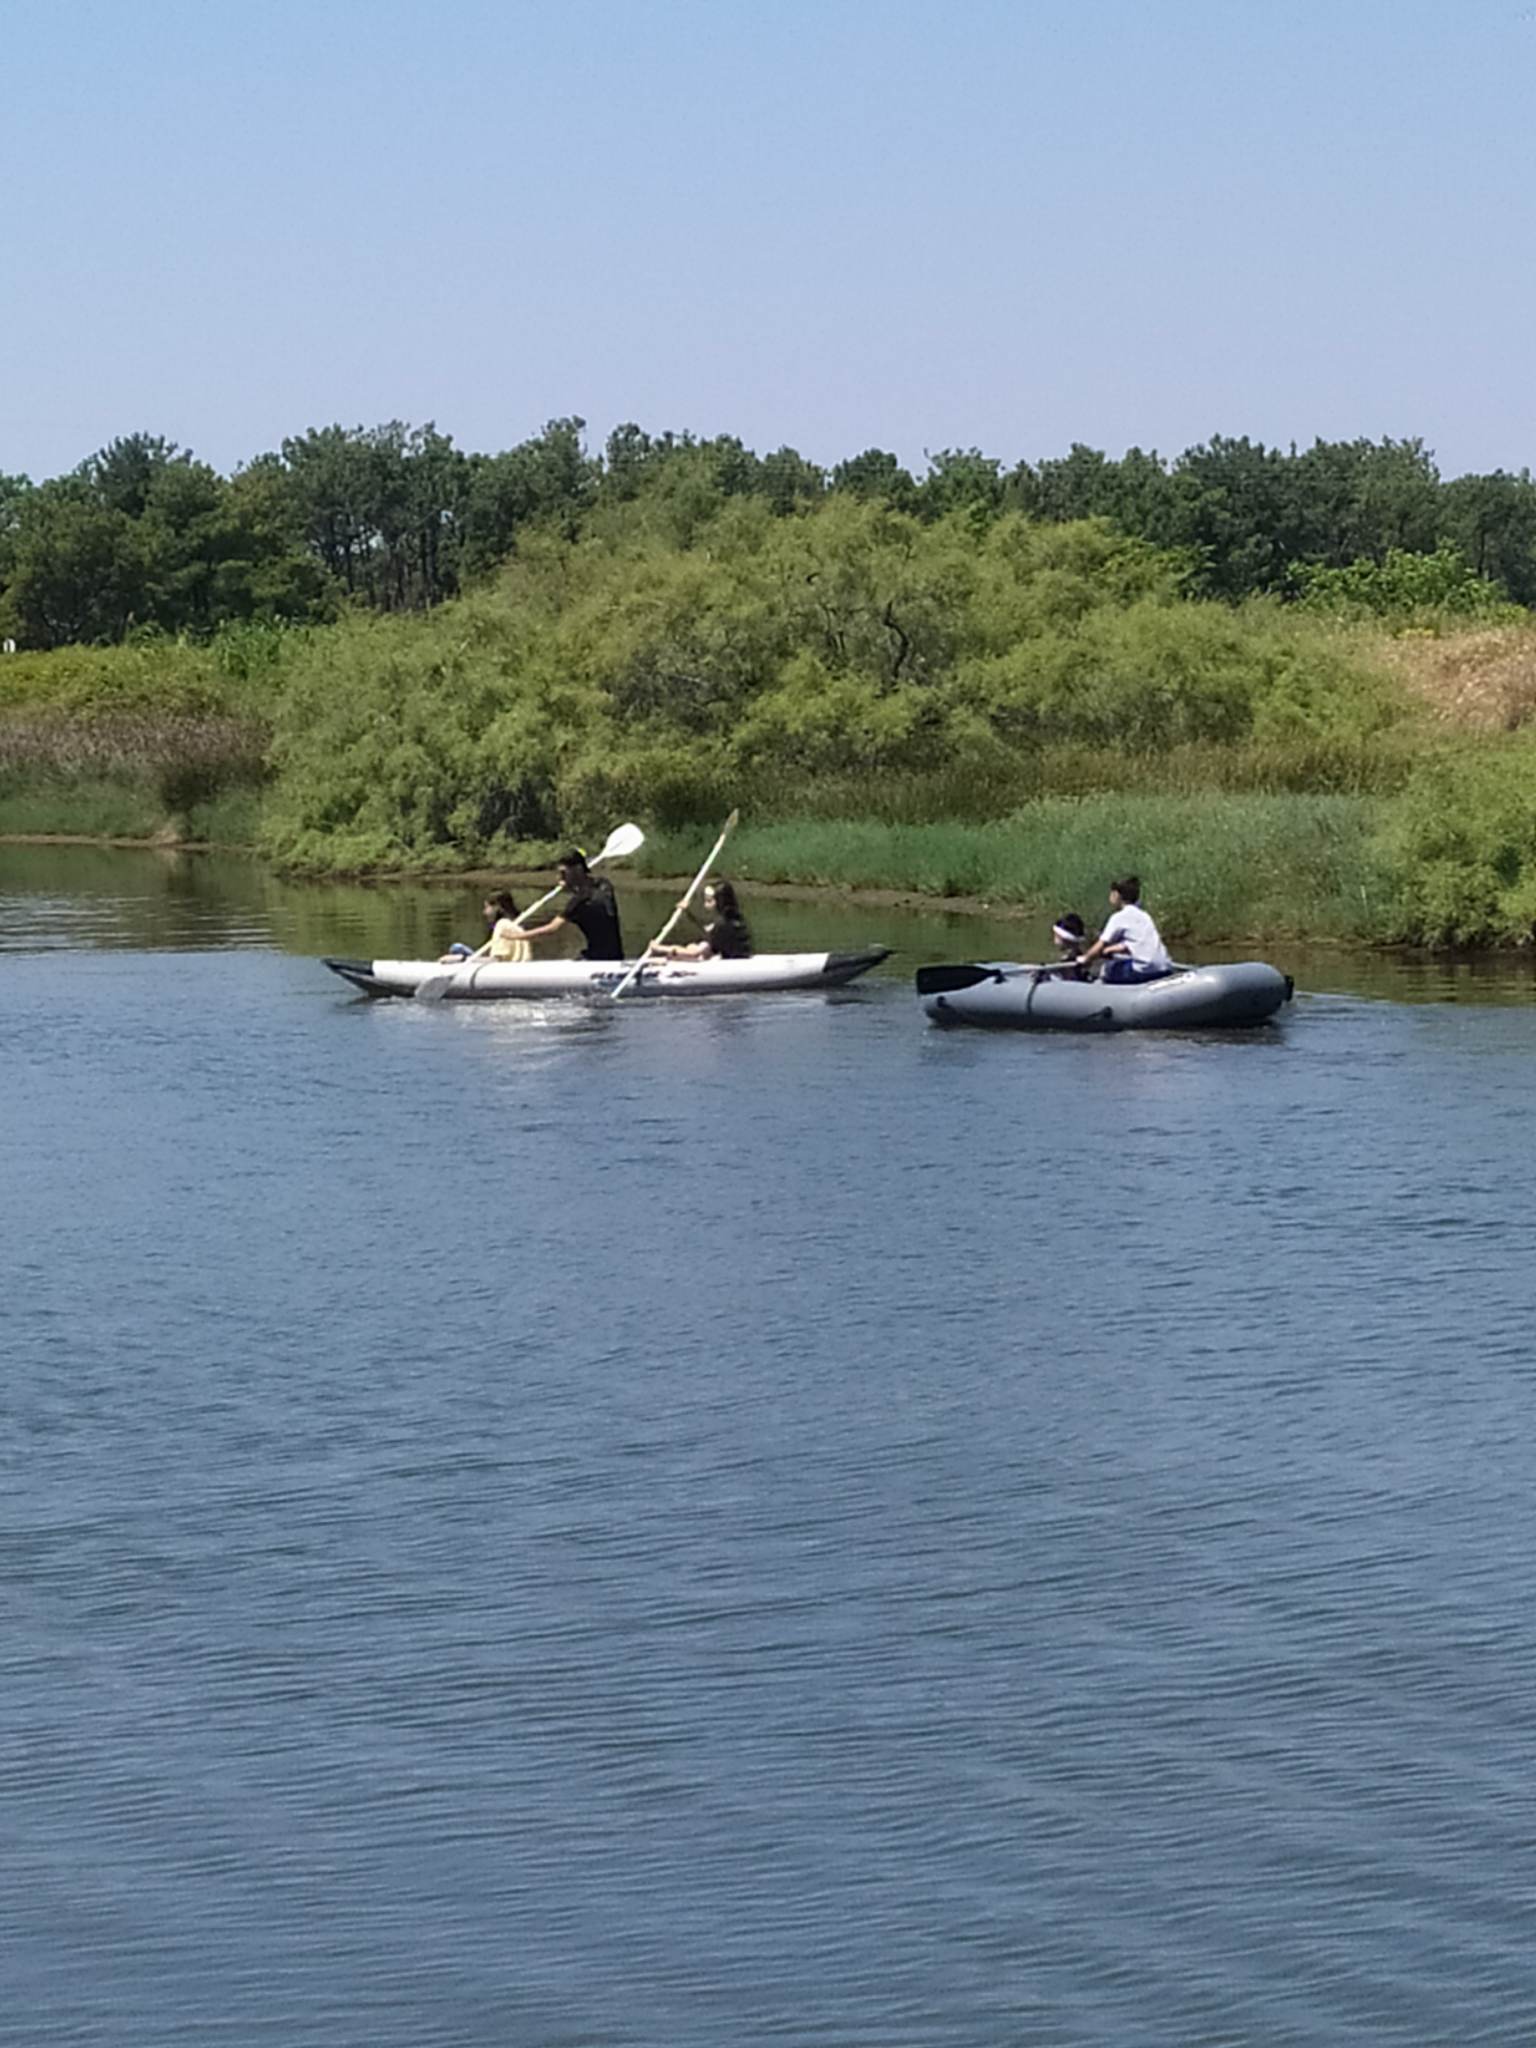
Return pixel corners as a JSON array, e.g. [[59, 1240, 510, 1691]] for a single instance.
[[3, 419, 1535, 651]]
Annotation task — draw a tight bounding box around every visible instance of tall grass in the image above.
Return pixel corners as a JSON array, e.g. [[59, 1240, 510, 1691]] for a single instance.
[[636, 795, 1386, 940], [0, 785, 167, 839], [0, 780, 266, 845], [0, 709, 267, 782], [732, 740, 1414, 820]]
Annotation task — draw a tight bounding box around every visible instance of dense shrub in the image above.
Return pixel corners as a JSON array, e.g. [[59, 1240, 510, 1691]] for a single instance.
[[1374, 740, 1536, 945], [256, 499, 1401, 869]]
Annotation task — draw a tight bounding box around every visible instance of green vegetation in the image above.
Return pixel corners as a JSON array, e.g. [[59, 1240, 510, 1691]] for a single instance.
[[1293, 545, 1525, 627], [1374, 739, 1536, 946], [4, 426, 1536, 948], [0, 631, 276, 840], [635, 798, 1383, 943], [251, 501, 1403, 871], [0, 782, 263, 845]]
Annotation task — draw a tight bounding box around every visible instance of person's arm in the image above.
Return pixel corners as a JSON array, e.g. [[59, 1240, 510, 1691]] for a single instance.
[[1078, 921, 1128, 968], [647, 898, 712, 958], [512, 914, 568, 942]]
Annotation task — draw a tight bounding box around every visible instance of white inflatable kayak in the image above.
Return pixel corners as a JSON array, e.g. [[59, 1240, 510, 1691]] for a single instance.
[[325, 948, 891, 1000], [917, 960, 1293, 1030]]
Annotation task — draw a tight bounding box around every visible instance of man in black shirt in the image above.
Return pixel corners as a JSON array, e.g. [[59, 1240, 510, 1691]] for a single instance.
[[512, 849, 626, 960]]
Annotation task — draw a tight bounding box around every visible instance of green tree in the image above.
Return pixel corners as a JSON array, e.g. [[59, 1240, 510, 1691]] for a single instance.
[[276, 425, 388, 598], [1439, 470, 1536, 607], [1019, 443, 1181, 546], [0, 477, 147, 646], [0, 471, 32, 622], [86, 433, 190, 519], [600, 422, 682, 501], [1169, 437, 1300, 599], [271, 420, 483, 608], [917, 448, 1003, 522], [1287, 437, 1441, 569], [830, 447, 919, 512], [459, 417, 595, 578], [758, 445, 825, 516]]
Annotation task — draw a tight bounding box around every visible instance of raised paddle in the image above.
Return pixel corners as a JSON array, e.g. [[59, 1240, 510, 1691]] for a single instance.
[[609, 809, 739, 1002], [415, 821, 645, 1002]]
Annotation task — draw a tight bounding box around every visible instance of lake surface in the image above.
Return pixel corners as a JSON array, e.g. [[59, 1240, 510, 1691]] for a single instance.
[[4, 845, 1536, 2047]]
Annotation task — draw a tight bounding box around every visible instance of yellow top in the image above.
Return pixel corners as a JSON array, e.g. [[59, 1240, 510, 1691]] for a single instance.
[[487, 917, 532, 964]]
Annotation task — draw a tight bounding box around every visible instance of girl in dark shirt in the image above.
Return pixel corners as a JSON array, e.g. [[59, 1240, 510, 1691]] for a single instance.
[[649, 879, 754, 961]]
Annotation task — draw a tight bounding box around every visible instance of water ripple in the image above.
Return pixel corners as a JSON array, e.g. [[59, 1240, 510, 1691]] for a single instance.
[[5, 849, 1536, 2044]]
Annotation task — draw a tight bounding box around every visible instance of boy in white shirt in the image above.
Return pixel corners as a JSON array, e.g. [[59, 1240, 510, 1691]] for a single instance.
[[1076, 875, 1172, 984]]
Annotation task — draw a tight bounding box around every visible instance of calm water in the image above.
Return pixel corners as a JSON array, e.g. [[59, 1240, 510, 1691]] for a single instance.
[[4, 846, 1535, 2047]]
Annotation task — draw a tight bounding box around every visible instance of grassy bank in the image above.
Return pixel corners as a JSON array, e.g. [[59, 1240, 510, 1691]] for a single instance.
[[4, 773, 1532, 948], [0, 788, 1393, 943], [0, 783, 265, 845], [629, 797, 1383, 941]]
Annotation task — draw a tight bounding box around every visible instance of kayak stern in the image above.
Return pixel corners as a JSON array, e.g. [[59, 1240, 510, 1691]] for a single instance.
[[323, 957, 394, 996]]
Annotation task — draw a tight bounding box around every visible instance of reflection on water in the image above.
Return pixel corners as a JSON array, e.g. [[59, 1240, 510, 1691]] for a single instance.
[[2, 841, 1534, 1005], [4, 843, 1536, 2047]]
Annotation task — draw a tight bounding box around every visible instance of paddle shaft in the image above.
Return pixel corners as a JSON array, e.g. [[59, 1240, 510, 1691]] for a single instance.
[[610, 809, 739, 1001], [510, 877, 570, 930]]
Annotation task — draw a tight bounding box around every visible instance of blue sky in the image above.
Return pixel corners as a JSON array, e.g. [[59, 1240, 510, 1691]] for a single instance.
[[4, 0, 1535, 482]]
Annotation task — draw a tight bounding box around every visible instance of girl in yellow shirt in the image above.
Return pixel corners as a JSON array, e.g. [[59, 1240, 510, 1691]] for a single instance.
[[438, 891, 532, 966]]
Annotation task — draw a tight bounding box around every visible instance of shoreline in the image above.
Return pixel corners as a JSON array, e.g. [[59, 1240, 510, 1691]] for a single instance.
[[4, 826, 1525, 959], [0, 828, 1053, 918]]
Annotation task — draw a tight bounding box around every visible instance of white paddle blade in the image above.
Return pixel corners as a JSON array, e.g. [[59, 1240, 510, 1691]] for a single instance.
[[598, 822, 644, 862], [415, 969, 459, 1002]]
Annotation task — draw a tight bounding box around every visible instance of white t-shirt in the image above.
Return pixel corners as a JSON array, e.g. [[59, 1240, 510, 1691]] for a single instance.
[[1098, 902, 1170, 972]]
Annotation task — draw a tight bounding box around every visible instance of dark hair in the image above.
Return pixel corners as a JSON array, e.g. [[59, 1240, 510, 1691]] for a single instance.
[[557, 850, 591, 898], [485, 889, 519, 919], [557, 851, 594, 903], [1112, 874, 1141, 904], [1054, 911, 1085, 938], [709, 879, 743, 921]]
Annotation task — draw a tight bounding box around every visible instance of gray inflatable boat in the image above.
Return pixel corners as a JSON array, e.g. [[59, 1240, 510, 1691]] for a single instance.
[[917, 959, 1293, 1031]]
